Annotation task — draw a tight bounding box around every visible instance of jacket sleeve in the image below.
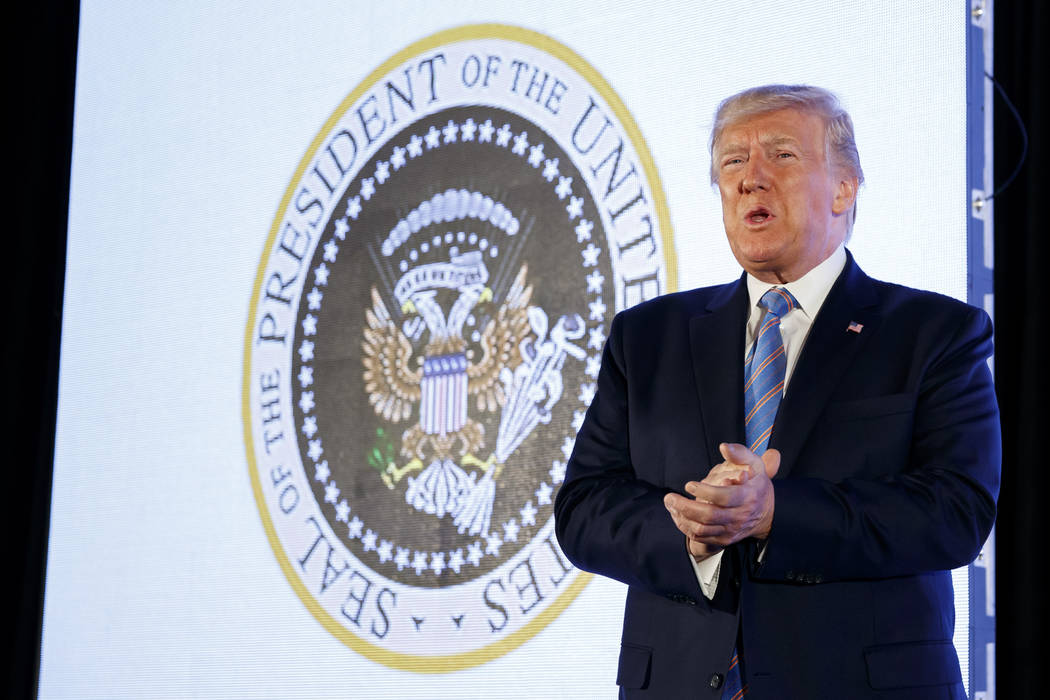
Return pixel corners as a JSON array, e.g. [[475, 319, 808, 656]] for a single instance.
[[755, 303, 1001, 583], [554, 312, 707, 602]]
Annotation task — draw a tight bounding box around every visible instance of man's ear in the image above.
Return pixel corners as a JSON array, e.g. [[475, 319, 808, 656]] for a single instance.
[[832, 175, 859, 216]]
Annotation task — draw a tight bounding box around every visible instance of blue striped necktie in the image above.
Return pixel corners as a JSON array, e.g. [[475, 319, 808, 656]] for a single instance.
[[744, 287, 797, 454], [723, 286, 798, 699]]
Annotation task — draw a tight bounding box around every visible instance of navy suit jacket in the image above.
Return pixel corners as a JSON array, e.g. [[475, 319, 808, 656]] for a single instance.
[[554, 253, 1000, 699]]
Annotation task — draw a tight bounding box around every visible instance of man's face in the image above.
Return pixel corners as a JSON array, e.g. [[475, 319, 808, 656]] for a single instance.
[[714, 108, 856, 283]]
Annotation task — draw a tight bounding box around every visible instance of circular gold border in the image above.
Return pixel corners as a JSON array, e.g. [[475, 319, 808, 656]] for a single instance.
[[242, 22, 677, 673]]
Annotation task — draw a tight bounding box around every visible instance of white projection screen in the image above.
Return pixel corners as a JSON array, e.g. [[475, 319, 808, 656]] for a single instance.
[[40, 2, 991, 698]]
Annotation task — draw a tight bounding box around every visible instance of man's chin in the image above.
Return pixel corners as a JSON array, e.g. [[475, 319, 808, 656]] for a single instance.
[[730, 245, 784, 278]]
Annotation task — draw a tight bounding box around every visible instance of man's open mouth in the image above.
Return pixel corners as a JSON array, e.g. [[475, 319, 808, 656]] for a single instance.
[[746, 206, 773, 224]]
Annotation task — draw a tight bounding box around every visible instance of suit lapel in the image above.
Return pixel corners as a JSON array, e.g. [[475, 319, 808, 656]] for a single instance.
[[769, 253, 880, 478], [688, 276, 749, 472]]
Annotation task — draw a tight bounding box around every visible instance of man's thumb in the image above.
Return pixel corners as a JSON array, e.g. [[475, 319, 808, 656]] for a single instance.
[[762, 448, 781, 479]]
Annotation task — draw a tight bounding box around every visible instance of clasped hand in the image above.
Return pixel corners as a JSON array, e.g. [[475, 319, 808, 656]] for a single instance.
[[663, 443, 780, 562]]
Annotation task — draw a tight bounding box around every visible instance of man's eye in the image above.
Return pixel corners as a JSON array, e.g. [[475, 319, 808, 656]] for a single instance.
[[723, 157, 744, 167], [776, 152, 794, 159]]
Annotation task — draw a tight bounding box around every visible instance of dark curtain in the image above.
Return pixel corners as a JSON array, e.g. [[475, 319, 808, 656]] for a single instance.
[[8, 1, 1045, 697], [991, 0, 1046, 697], [10, 2, 77, 698]]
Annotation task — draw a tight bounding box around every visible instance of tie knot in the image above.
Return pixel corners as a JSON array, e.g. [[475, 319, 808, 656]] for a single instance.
[[759, 287, 798, 318]]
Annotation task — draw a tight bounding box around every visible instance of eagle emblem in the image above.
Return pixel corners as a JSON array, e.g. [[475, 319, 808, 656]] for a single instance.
[[362, 253, 585, 538]]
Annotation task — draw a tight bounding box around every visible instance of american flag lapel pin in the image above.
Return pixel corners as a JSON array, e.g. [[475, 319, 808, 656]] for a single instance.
[[847, 321, 864, 334]]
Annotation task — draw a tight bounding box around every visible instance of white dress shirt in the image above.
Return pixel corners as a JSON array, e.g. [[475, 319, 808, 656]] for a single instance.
[[691, 244, 848, 598]]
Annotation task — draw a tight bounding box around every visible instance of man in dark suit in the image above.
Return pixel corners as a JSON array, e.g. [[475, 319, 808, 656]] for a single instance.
[[553, 85, 1000, 699]]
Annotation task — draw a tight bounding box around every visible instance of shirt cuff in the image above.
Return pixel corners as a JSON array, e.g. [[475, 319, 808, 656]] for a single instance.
[[688, 544, 724, 600]]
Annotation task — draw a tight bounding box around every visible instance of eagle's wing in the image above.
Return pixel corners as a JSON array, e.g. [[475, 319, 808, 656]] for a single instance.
[[362, 287, 421, 422], [468, 264, 533, 413]]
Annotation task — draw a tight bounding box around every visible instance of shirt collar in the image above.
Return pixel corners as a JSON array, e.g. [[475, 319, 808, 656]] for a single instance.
[[745, 243, 847, 319]]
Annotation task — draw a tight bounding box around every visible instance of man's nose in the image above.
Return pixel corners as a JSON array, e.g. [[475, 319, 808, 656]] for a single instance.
[[741, 157, 770, 193]]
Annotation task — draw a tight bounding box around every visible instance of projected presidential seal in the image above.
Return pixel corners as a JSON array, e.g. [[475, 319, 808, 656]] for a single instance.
[[243, 24, 674, 671]]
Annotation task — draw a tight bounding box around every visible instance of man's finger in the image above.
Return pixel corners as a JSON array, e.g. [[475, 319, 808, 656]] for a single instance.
[[663, 492, 683, 513], [718, 442, 739, 465], [762, 448, 781, 478], [681, 482, 749, 510], [720, 442, 764, 471], [666, 491, 738, 526], [703, 465, 751, 487], [689, 468, 749, 497], [664, 496, 724, 541], [665, 491, 703, 518]]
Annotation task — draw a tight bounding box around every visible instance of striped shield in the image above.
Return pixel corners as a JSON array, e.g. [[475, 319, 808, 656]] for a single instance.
[[420, 352, 468, 436]]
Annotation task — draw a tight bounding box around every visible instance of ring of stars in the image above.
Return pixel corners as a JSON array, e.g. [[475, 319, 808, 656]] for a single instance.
[[294, 110, 609, 578]]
